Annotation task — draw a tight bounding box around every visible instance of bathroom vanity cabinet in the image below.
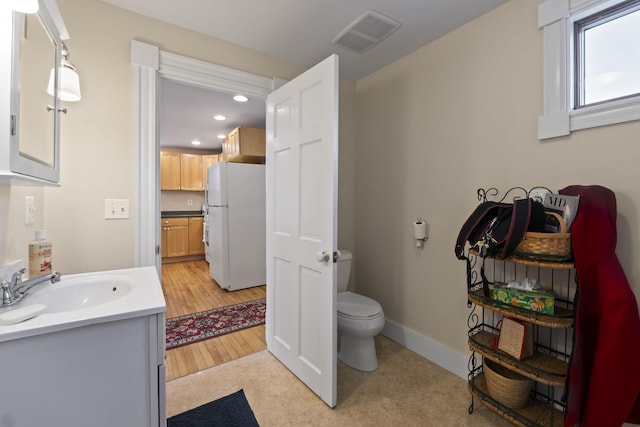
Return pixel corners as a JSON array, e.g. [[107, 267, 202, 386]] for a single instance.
[[0, 267, 167, 427], [464, 189, 575, 427], [2, 314, 166, 426]]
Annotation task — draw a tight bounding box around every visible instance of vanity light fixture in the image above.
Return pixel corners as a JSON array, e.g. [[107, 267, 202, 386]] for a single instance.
[[11, 0, 39, 13], [214, 115, 226, 121], [47, 42, 82, 102], [233, 95, 248, 102]]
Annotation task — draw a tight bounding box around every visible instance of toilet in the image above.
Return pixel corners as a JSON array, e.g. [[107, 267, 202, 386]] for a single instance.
[[336, 249, 385, 371]]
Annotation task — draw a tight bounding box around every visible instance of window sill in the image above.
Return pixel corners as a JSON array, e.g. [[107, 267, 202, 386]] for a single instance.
[[571, 95, 640, 131]]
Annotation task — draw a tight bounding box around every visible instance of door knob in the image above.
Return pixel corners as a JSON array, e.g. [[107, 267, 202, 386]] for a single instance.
[[316, 250, 330, 263]]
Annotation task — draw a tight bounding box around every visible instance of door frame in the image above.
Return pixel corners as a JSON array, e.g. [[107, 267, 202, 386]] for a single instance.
[[130, 41, 274, 273]]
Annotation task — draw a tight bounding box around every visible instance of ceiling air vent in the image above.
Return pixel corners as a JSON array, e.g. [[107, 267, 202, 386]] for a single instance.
[[332, 11, 401, 53]]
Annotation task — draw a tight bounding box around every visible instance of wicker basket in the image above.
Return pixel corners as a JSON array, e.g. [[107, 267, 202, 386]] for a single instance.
[[513, 212, 572, 261], [484, 359, 533, 409]]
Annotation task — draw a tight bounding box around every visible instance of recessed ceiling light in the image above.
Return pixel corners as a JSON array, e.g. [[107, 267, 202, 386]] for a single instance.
[[233, 95, 248, 102], [217, 134, 226, 139], [214, 115, 226, 121], [191, 140, 201, 146]]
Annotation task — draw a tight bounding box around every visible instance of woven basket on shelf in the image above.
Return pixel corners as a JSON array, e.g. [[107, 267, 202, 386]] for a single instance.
[[484, 359, 533, 409], [513, 211, 572, 261]]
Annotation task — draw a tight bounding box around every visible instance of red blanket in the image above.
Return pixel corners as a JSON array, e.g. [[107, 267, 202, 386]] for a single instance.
[[560, 185, 640, 426]]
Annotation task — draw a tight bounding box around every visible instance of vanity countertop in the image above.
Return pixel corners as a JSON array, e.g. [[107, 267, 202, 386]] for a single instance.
[[161, 210, 203, 218], [0, 266, 166, 343]]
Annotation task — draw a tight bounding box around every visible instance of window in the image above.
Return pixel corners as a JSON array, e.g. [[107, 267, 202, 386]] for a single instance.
[[575, 1, 640, 107], [538, 0, 640, 139]]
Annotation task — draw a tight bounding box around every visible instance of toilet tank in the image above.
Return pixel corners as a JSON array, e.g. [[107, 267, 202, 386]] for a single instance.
[[336, 249, 352, 293]]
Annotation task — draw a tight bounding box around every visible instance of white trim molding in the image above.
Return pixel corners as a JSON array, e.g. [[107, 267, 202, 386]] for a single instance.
[[538, 0, 640, 139], [159, 51, 273, 99], [131, 41, 160, 271], [382, 319, 469, 380]]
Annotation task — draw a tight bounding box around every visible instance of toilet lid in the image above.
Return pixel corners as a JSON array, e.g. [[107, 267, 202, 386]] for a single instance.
[[337, 291, 382, 318]]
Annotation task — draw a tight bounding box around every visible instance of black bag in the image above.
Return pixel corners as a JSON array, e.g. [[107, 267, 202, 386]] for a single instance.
[[454, 199, 533, 261], [455, 198, 539, 297]]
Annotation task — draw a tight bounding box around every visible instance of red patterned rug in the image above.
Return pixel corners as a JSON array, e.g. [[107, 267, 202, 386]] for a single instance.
[[166, 298, 266, 350]]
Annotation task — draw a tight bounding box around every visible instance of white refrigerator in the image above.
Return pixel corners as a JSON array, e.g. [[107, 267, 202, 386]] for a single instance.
[[206, 162, 266, 290]]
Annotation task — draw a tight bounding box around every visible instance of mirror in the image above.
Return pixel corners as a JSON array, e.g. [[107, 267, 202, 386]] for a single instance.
[[10, 3, 61, 184]]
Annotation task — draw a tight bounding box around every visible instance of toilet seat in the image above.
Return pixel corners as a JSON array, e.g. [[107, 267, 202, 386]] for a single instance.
[[337, 291, 382, 319]]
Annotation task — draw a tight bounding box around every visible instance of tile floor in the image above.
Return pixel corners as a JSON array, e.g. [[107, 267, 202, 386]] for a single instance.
[[167, 335, 511, 426]]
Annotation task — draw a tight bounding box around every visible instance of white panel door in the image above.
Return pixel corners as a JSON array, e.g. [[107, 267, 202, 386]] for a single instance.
[[265, 55, 339, 408]]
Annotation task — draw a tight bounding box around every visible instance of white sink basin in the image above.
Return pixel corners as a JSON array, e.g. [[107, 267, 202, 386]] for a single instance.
[[26, 275, 133, 313], [0, 267, 165, 344]]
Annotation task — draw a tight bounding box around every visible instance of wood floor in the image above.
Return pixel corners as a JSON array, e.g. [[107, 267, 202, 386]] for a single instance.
[[162, 260, 266, 381]]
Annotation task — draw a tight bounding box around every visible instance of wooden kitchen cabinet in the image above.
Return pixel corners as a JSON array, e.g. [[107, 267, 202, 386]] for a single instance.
[[188, 217, 204, 255], [222, 127, 265, 161], [161, 151, 221, 191], [202, 154, 220, 185], [160, 152, 181, 190], [180, 153, 204, 190], [161, 217, 189, 258]]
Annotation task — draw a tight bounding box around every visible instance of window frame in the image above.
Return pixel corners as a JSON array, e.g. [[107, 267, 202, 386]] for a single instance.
[[538, 0, 640, 140]]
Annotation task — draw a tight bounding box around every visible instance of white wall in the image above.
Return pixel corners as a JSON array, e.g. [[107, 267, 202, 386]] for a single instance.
[[355, 0, 640, 358]]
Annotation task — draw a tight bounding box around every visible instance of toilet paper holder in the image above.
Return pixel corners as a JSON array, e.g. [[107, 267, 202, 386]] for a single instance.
[[414, 217, 428, 248]]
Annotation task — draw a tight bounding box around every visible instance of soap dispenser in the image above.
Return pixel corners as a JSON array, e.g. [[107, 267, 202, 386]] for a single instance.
[[28, 229, 53, 278]]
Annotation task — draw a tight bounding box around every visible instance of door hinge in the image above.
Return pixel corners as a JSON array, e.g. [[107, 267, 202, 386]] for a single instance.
[[156, 245, 160, 255], [10, 115, 16, 136], [333, 251, 340, 263]]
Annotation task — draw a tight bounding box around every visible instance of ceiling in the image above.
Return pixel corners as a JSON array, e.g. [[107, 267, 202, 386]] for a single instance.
[[102, 0, 509, 151], [159, 78, 266, 152]]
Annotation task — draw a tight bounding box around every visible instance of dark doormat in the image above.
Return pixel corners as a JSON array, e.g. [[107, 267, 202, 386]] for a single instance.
[[167, 389, 259, 426]]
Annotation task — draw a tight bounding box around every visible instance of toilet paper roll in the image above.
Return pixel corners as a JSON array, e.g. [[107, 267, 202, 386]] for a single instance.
[[414, 220, 426, 240]]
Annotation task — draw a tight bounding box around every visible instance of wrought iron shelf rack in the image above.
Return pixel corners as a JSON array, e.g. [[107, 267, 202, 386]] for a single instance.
[[465, 187, 576, 427]]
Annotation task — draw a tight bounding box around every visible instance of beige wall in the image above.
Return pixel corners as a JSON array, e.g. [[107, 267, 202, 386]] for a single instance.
[[355, 0, 640, 355], [161, 191, 205, 212], [0, 186, 45, 272], [3, 0, 637, 367], [1, 0, 356, 276], [34, 0, 307, 274]]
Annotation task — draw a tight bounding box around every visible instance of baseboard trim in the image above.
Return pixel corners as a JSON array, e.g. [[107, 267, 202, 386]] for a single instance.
[[381, 319, 469, 380]]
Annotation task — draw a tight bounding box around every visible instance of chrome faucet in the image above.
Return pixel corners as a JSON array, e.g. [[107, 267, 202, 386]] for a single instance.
[[1, 268, 61, 307]]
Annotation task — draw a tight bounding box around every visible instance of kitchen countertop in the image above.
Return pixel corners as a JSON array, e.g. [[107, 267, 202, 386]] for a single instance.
[[161, 210, 203, 218]]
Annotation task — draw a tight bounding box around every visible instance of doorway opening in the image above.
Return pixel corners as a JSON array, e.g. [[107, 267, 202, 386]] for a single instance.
[[131, 41, 273, 381], [159, 78, 268, 380]]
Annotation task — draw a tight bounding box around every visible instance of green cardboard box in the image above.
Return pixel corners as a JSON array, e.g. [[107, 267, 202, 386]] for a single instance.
[[491, 284, 555, 314]]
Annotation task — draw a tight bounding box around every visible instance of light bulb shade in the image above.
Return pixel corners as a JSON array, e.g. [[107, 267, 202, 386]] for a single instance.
[[47, 65, 82, 102], [11, 0, 39, 13]]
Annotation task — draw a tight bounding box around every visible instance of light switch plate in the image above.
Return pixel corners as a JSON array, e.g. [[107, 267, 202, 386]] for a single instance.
[[25, 196, 35, 225], [105, 199, 130, 220]]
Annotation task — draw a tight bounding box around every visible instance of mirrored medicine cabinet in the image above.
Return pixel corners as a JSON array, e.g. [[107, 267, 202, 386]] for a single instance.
[[4, 1, 64, 185]]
